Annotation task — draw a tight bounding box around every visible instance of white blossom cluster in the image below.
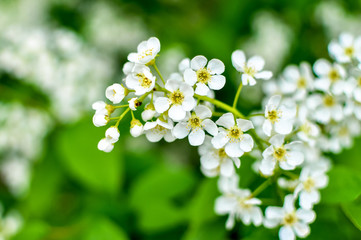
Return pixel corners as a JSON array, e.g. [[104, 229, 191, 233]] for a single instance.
[[93, 35, 361, 240]]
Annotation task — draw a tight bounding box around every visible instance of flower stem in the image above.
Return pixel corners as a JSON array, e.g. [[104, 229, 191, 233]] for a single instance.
[[114, 105, 129, 108], [251, 178, 273, 198], [153, 63, 166, 85], [232, 83, 243, 109], [195, 94, 245, 118], [115, 108, 130, 127]]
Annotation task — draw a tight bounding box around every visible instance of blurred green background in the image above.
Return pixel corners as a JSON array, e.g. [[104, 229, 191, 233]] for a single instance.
[[2, 0, 361, 239]]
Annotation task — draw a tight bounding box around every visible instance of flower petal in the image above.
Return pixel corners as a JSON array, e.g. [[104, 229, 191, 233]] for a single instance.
[[189, 129, 205, 146], [203, 119, 218, 136], [240, 134, 254, 152], [207, 58, 225, 74], [172, 122, 190, 139], [184, 68, 197, 86], [208, 75, 226, 90], [225, 142, 244, 158], [216, 113, 235, 128], [169, 105, 186, 121], [191, 55, 207, 70]]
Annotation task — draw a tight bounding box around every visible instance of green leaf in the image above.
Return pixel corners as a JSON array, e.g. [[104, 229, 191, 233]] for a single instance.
[[130, 163, 196, 232], [83, 218, 129, 240], [12, 220, 50, 240], [342, 201, 361, 231], [56, 117, 123, 194], [321, 166, 361, 204]]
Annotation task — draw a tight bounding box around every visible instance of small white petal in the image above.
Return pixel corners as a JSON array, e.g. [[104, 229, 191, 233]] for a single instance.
[[236, 119, 254, 132], [211, 131, 229, 148], [248, 56, 265, 71], [189, 129, 205, 146], [195, 82, 210, 96], [279, 226, 295, 240], [231, 50, 246, 71], [169, 105, 186, 121], [191, 55, 207, 70], [216, 113, 235, 128], [154, 97, 170, 113], [207, 59, 225, 74], [172, 122, 190, 139], [225, 142, 244, 158], [184, 68, 197, 86], [203, 119, 218, 136], [240, 134, 254, 152], [208, 75, 226, 90]]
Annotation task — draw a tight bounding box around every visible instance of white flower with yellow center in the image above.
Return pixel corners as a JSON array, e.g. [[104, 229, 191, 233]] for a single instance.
[[231, 50, 272, 86], [127, 37, 160, 65], [296, 120, 320, 147], [183, 55, 226, 96], [154, 79, 195, 121], [105, 83, 127, 104], [259, 134, 304, 176], [172, 105, 217, 146], [279, 62, 314, 101], [143, 117, 176, 143], [263, 95, 296, 136], [328, 33, 361, 63], [130, 119, 144, 137], [128, 97, 141, 111], [294, 167, 328, 210], [264, 195, 316, 240], [211, 113, 254, 158], [125, 65, 156, 96], [215, 188, 263, 229], [306, 94, 343, 124], [313, 59, 346, 95], [199, 136, 240, 177]]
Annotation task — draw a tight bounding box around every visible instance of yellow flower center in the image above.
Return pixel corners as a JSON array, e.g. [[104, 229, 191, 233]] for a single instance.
[[227, 126, 243, 141], [169, 90, 184, 105], [267, 110, 282, 124], [328, 69, 340, 82], [344, 46, 354, 57], [244, 66, 256, 76], [137, 73, 153, 88], [297, 77, 307, 88], [323, 95, 335, 107], [196, 68, 211, 84], [188, 115, 202, 129], [217, 148, 227, 159], [303, 178, 315, 192], [139, 48, 154, 60], [154, 125, 167, 134], [273, 147, 287, 161], [238, 197, 252, 209], [339, 126, 349, 136], [283, 212, 298, 226]]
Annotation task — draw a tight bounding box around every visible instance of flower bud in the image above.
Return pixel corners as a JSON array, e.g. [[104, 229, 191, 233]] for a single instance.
[[93, 113, 108, 127], [141, 103, 156, 121], [105, 83, 128, 104], [105, 126, 120, 143], [130, 119, 143, 137], [97, 138, 114, 152]]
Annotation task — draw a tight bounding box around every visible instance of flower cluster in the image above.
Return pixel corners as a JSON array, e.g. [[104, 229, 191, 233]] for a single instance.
[[92, 34, 361, 240]]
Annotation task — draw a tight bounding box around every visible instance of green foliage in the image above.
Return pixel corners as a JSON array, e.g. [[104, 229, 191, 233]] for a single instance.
[[56, 118, 123, 195], [83, 218, 129, 240]]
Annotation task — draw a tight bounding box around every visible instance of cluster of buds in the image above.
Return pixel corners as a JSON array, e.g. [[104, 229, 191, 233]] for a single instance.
[[92, 34, 361, 240]]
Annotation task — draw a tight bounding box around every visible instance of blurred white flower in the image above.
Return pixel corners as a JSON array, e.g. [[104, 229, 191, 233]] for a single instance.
[[128, 37, 160, 65]]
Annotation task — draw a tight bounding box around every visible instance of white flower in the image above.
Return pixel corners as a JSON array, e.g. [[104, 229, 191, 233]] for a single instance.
[[296, 120, 320, 147], [128, 97, 140, 111], [125, 65, 156, 95], [294, 167, 328, 210], [154, 80, 195, 121], [97, 138, 114, 152], [259, 134, 304, 176], [280, 62, 314, 101], [231, 50, 272, 86], [264, 195, 316, 240], [178, 58, 190, 73], [143, 117, 176, 142], [92, 113, 108, 127], [328, 33, 361, 63], [130, 119, 144, 137], [0, 205, 22, 239], [141, 103, 156, 121], [127, 37, 160, 65], [215, 188, 263, 229], [105, 83, 127, 104], [92, 101, 108, 115], [105, 126, 120, 143], [211, 113, 254, 158], [199, 136, 240, 177], [172, 105, 217, 146], [306, 94, 343, 124], [263, 95, 296, 136], [313, 59, 346, 95], [183, 55, 226, 96]]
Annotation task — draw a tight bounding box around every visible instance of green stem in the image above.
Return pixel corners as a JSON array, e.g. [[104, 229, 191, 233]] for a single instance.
[[153, 63, 166, 85], [247, 113, 264, 118], [232, 83, 243, 108], [251, 178, 273, 198], [115, 108, 130, 127], [195, 94, 245, 118], [114, 105, 129, 108]]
